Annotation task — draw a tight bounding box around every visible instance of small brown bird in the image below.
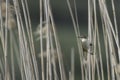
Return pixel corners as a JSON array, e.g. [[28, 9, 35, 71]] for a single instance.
[[78, 36, 88, 60], [80, 36, 89, 52], [79, 36, 94, 60]]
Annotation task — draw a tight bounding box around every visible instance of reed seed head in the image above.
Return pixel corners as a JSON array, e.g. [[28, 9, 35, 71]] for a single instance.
[[35, 23, 53, 40], [38, 49, 58, 61], [115, 64, 120, 74], [1, 2, 14, 18], [1, 1, 16, 29], [5, 17, 16, 29]]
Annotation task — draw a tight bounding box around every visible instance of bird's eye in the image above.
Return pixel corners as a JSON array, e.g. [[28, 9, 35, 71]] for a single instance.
[[89, 43, 92, 46]]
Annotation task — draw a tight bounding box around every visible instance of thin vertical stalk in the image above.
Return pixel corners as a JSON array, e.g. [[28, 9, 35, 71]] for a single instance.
[[24, 0, 40, 79], [66, 0, 84, 79], [50, 31, 59, 80], [111, 0, 120, 62], [10, 30, 15, 80], [48, 6, 67, 80], [71, 48, 75, 80], [88, 0, 93, 79], [39, 0, 45, 80], [4, 0, 8, 80], [43, 0, 50, 80]]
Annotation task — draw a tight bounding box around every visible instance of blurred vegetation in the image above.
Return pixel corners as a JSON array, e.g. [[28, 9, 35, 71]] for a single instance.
[[25, 0, 120, 79], [6, 0, 120, 79], [26, 0, 120, 26]]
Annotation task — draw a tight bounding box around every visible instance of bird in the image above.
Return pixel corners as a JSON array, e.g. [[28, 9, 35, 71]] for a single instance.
[[78, 36, 94, 61], [79, 36, 89, 52], [79, 36, 93, 54]]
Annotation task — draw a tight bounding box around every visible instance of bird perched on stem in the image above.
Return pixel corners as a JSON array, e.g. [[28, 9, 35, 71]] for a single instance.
[[78, 36, 93, 60]]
